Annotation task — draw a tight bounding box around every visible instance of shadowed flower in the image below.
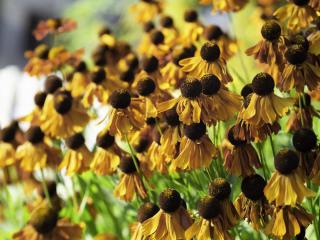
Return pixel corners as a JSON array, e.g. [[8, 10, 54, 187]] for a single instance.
[[199, 0, 248, 13]]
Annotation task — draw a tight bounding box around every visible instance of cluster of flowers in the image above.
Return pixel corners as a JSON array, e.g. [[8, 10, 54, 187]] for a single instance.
[[2, 0, 320, 239]]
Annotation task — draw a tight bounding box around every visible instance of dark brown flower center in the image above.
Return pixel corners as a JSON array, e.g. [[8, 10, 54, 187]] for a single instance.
[[205, 25, 223, 41], [53, 91, 73, 115], [197, 196, 220, 220], [75, 61, 87, 72], [98, 26, 112, 37], [184, 122, 206, 141], [200, 42, 221, 62], [45, 75, 63, 94], [141, 56, 159, 73], [96, 132, 115, 149], [160, 16, 174, 28], [26, 126, 44, 144], [261, 20, 281, 41], [180, 79, 202, 99], [137, 77, 156, 96], [146, 117, 156, 126], [0, 126, 16, 143], [134, 138, 150, 153], [293, 128, 317, 152], [34, 91, 47, 108], [241, 174, 266, 201], [285, 44, 308, 65], [293, 0, 310, 6], [228, 127, 246, 146], [30, 206, 58, 234], [150, 30, 165, 45], [275, 149, 299, 174], [209, 178, 231, 200], [164, 107, 180, 126], [184, 9, 198, 22], [252, 73, 275, 96], [159, 188, 181, 213], [173, 46, 196, 66], [137, 202, 160, 223], [143, 21, 155, 33], [119, 156, 137, 174], [241, 84, 253, 98], [201, 74, 221, 95], [91, 68, 106, 84], [66, 133, 85, 150], [109, 90, 131, 109], [120, 69, 135, 83], [287, 34, 309, 51]]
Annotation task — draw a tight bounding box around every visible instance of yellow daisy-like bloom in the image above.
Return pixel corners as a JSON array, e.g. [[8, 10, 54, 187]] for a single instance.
[[129, 0, 162, 24], [185, 196, 232, 240], [113, 156, 148, 201], [200, 0, 248, 13], [41, 90, 90, 138], [82, 68, 126, 108], [279, 44, 320, 92], [145, 30, 170, 59], [90, 132, 120, 176], [204, 25, 237, 61], [131, 202, 160, 240], [265, 205, 313, 240], [171, 122, 217, 171], [159, 16, 179, 48], [0, 126, 18, 168], [137, 22, 155, 55], [180, 42, 232, 83], [142, 189, 193, 239], [19, 91, 48, 126], [13, 200, 83, 240], [208, 178, 239, 230], [241, 73, 294, 126], [264, 149, 315, 207], [180, 10, 204, 45], [104, 90, 145, 138], [224, 127, 261, 177], [200, 74, 241, 124], [274, 0, 317, 32], [66, 61, 90, 98], [16, 126, 60, 172], [59, 133, 92, 176], [234, 175, 272, 230], [157, 78, 204, 125], [286, 94, 320, 132], [246, 20, 285, 65], [308, 28, 320, 55]]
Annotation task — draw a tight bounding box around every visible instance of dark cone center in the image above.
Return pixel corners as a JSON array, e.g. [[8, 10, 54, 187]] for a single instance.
[[200, 42, 221, 62], [96, 132, 115, 149], [159, 188, 181, 213], [164, 107, 180, 126], [160, 16, 174, 28], [26, 126, 44, 144], [137, 202, 160, 223], [54, 91, 73, 115], [252, 72, 274, 96], [34, 92, 47, 108], [293, 128, 317, 152], [209, 178, 231, 200], [275, 149, 299, 174], [180, 79, 202, 99], [293, 0, 310, 6], [119, 156, 137, 174], [109, 90, 131, 109], [91, 68, 106, 84], [141, 56, 159, 73], [184, 122, 206, 141], [150, 30, 165, 45], [45, 75, 63, 94], [200, 74, 221, 96], [198, 196, 220, 220], [184, 9, 198, 22], [285, 45, 308, 65], [30, 207, 58, 234], [241, 84, 253, 98], [205, 25, 223, 41], [241, 174, 266, 201], [137, 77, 156, 96], [66, 133, 85, 150], [261, 20, 281, 41]]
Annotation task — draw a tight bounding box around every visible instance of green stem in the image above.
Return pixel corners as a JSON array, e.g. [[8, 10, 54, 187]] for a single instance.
[[268, 135, 276, 160], [40, 168, 52, 207]]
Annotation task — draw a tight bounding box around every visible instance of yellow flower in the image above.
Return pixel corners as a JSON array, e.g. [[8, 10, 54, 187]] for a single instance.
[[171, 122, 217, 171], [204, 25, 237, 61], [41, 90, 90, 138], [185, 196, 232, 240], [59, 133, 92, 175], [131, 202, 159, 240], [142, 189, 193, 239], [0, 126, 17, 167], [13, 200, 83, 240], [129, 0, 162, 24], [264, 149, 315, 207], [113, 156, 148, 201], [104, 90, 146, 138], [265, 205, 313, 240], [274, 0, 317, 32], [16, 126, 60, 172], [246, 20, 285, 65], [234, 175, 272, 230], [200, 74, 241, 124], [82, 68, 126, 108], [241, 73, 294, 126], [180, 42, 232, 83], [208, 178, 239, 230], [200, 0, 248, 13], [90, 132, 120, 176], [224, 127, 261, 177], [180, 10, 204, 45], [159, 15, 179, 48], [279, 44, 320, 92], [67, 62, 90, 98]]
